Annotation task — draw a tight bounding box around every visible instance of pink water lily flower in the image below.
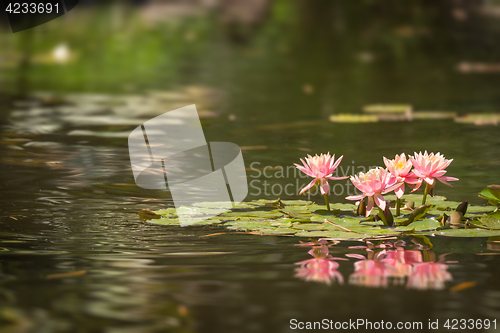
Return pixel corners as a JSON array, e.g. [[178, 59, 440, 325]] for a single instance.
[[409, 151, 458, 190], [295, 153, 347, 195], [345, 167, 399, 216], [383, 153, 419, 198]]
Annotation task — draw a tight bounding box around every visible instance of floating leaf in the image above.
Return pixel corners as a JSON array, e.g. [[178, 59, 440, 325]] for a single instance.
[[479, 187, 498, 201], [434, 229, 500, 237], [149, 218, 181, 226], [454, 113, 500, 126], [408, 219, 441, 231], [479, 213, 500, 229], [248, 228, 297, 235], [487, 185, 500, 200], [282, 200, 313, 206], [191, 201, 236, 209], [464, 205, 495, 214], [223, 211, 284, 218], [141, 197, 500, 240], [363, 104, 412, 113], [292, 223, 328, 231], [153, 208, 178, 218], [479, 185, 500, 207], [329, 114, 379, 123]]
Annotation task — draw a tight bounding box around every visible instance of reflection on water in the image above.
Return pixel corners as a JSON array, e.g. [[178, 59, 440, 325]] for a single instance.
[[294, 246, 346, 285], [295, 240, 455, 290]]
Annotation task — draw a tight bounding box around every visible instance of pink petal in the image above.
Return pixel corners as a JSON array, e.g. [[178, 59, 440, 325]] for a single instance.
[[432, 170, 447, 177], [412, 169, 425, 178], [319, 179, 330, 195], [404, 175, 420, 184], [295, 164, 314, 178], [345, 254, 367, 260], [299, 178, 317, 195], [439, 176, 459, 182], [442, 158, 453, 169], [410, 180, 423, 192], [409, 156, 418, 168], [436, 176, 458, 188], [424, 177, 435, 185], [383, 156, 390, 169], [366, 196, 374, 217], [331, 155, 343, 171], [382, 181, 403, 194], [424, 159, 432, 175], [374, 193, 386, 211], [394, 183, 405, 198], [346, 194, 366, 201], [327, 176, 349, 180]]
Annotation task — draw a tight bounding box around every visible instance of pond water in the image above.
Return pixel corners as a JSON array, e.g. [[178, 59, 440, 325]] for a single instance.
[[1, 1, 500, 332]]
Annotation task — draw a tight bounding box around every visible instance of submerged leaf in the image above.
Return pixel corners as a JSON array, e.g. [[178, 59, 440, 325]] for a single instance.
[[399, 204, 431, 226], [410, 235, 433, 249], [139, 209, 161, 220], [479, 212, 500, 229], [479, 185, 500, 206]]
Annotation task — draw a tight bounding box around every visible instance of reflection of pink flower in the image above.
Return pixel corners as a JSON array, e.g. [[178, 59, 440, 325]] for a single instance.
[[383, 153, 419, 198], [345, 167, 399, 216], [407, 262, 452, 290], [381, 248, 423, 284], [409, 151, 458, 191], [347, 241, 454, 290], [349, 260, 389, 288], [295, 246, 345, 285], [295, 258, 344, 285], [294, 153, 347, 195], [347, 250, 391, 288]]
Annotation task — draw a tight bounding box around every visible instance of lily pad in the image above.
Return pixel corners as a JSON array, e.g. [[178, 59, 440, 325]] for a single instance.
[[145, 196, 500, 240], [478, 213, 500, 229], [408, 218, 441, 231], [434, 228, 500, 238]]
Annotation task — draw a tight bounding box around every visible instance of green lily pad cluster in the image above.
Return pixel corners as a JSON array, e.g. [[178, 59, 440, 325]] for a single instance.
[[479, 185, 500, 208], [143, 188, 500, 240]]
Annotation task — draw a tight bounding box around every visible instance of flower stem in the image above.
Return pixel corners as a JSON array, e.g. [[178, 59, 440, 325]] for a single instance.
[[422, 183, 429, 205], [323, 194, 331, 212], [378, 207, 388, 226], [396, 198, 401, 216]]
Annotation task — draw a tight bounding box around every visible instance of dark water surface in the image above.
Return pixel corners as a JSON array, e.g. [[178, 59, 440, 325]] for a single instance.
[[1, 1, 500, 332]]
